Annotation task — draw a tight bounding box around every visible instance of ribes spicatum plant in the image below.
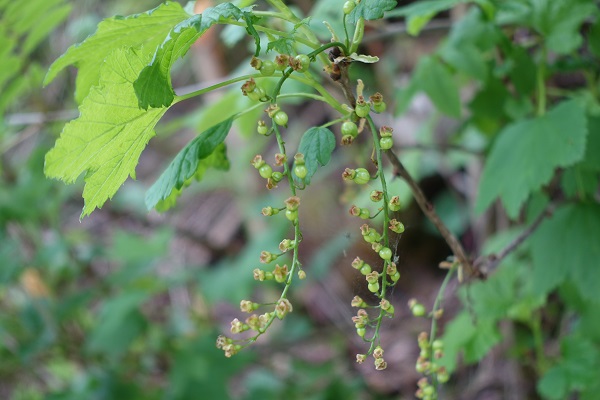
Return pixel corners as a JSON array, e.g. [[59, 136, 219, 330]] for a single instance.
[[42, 0, 600, 398]]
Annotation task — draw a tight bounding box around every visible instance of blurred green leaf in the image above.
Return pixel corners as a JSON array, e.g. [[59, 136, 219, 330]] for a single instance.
[[387, 0, 463, 35], [347, 0, 398, 24], [86, 292, 149, 359], [531, 203, 600, 300], [414, 56, 461, 117], [476, 100, 587, 218]]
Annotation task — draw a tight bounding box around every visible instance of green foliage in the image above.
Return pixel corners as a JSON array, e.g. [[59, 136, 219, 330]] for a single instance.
[[347, 0, 398, 24], [414, 56, 462, 118], [531, 204, 600, 300], [134, 3, 256, 109], [44, 48, 168, 217], [387, 0, 465, 35], [44, 1, 191, 103], [0, 0, 70, 115], [294, 126, 336, 184], [20, 0, 600, 398], [476, 100, 587, 218], [538, 336, 600, 399], [145, 118, 233, 210]]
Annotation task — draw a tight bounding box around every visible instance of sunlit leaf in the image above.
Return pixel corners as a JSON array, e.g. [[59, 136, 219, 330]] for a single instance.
[[45, 48, 168, 217], [44, 2, 190, 103]]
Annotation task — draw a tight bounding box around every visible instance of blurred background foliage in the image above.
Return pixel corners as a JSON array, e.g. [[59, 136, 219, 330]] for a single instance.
[[2, 0, 600, 399]]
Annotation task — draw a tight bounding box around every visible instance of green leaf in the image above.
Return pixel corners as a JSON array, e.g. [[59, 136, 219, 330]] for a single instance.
[[0, 0, 70, 115], [530, 0, 597, 55], [145, 118, 233, 211], [267, 36, 294, 54], [438, 312, 501, 372], [44, 48, 169, 217], [348, 53, 379, 63], [439, 43, 487, 81], [508, 45, 537, 96], [537, 367, 568, 400], [44, 2, 190, 103], [386, 0, 463, 35], [295, 127, 336, 184], [476, 100, 587, 218], [134, 3, 251, 109], [590, 18, 600, 58], [531, 204, 600, 300], [538, 335, 600, 398], [414, 56, 461, 117], [86, 292, 149, 359], [347, 0, 398, 24]]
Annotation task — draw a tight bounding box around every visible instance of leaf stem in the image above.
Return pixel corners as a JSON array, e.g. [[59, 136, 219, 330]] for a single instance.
[[225, 20, 318, 50], [537, 45, 547, 116], [473, 203, 554, 274]]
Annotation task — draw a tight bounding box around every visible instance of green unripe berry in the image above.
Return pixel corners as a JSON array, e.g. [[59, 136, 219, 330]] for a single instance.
[[379, 247, 392, 260], [355, 97, 370, 118], [343, 0, 356, 14], [359, 208, 370, 219], [359, 264, 372, 275], [373, 101, 387, 113], [247, 86, 266, 102], [341, 121, 358, 137], [271, 171, 283, 182], [370, 190, 383, 202], [367, 282, 380, 293], [285, 209, 298, 221], [273, 110, 288, 126], [260, 60, 276, 76], [390, 271, 400, 282], [379, 137, 393, 150], [257, 121, 268, 135], [353, 168, 370, 184], [258, 164, 273, 179], [388, 196, 401, 212], [411, 303, 426, 317], [295, 54, 310, 71], [294, 165, 308, 180], [432, 340, 444, 351], [356, 327, 366, 338]]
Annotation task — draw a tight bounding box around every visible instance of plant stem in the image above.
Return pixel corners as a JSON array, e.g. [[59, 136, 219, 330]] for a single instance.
[[225, 20, 318, 50], [530, 312, 548, 374], [365, 115, 392, 353], [175, 74, 261, 102], [429, 266, 455, 342], [537, 45, 547, 116], [265, 0, 330, 65], [473, 203, 554, 274]]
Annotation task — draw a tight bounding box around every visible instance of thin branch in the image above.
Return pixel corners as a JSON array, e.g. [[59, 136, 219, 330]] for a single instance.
[[399, 142, 483, 156], [473, 203, 555, 274], [385, 149, 477, 277]]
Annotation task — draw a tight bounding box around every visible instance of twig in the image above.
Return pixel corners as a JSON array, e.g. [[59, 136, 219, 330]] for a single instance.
[[399, 142, 482, 156], [385, 149, 476, 276], [474, 203, 554, 274]]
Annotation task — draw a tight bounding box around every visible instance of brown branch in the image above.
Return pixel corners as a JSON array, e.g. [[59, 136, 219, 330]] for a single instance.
[[385, 150, 477, 277], [473, 203, 555, 274]]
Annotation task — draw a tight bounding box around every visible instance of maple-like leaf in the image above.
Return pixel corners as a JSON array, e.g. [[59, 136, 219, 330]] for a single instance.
[[44, 2, 190, 103], [45, 48, 168, 217]]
